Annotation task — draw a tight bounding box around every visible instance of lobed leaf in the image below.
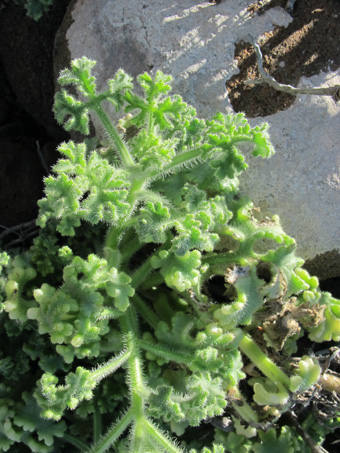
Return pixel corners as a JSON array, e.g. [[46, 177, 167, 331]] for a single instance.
[[151, 249, 202, 292]]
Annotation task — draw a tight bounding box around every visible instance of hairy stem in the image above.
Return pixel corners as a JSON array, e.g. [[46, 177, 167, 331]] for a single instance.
[[131, 255, 155, 289], [150, 145, 203, 180], [93, 103, 134, 166], [138, 338, 194, 363], [91, 349, 131, 382], [144, 419, 184, 453], [89, 409, 134, 453], [230, 388, 259, 424], [119, 309, 147, 446], [132, 294, 161, 330]]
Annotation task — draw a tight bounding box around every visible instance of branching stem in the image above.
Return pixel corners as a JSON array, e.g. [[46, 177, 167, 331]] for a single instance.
[[89, 409, 134, 453], [91, 349, 131, 382], [144, 419, 184, 453]]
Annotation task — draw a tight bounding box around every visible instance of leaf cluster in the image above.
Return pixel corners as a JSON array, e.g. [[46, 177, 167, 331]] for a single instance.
[[13, 0, 54, 20]]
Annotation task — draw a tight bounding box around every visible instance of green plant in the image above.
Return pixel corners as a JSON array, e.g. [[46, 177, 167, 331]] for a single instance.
[[1, 57, 340, 452], [13, 0, 54, 20]]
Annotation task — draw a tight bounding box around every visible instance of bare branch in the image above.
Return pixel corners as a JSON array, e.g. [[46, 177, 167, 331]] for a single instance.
[[244, 35, 340, 102]]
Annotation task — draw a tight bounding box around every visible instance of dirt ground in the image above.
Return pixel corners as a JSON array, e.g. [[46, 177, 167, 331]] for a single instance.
[[227, 0, 340, 117]]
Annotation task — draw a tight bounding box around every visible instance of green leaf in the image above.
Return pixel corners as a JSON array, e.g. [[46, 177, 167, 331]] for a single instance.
[[14, 392, 66, 449], [148, 371, 226, 426], [37, 141, 131, 235], [54, 90, 91, 134], [107, 69, 134, 111], [35, 368, 97, 421], [136, 201, 172, 243], [125, 71, 188, 130], [23, 0, 54, 20], [151, 250, 201, 292], [29, 255, 132, 362], [58, 57, 97, 97], [130, 130, 176, 170]]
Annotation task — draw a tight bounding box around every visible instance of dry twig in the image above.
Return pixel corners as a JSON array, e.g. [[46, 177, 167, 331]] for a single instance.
[[287, 411, 330, 453], [244, 35, 340, 102], [0, 219, 38, 247]]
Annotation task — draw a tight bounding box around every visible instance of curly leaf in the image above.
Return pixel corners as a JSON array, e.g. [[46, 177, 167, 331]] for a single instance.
[[136, 201, 172, 243], [35, 368, 97, 421], [14, 392, 66, 450], [107, 69, 134, 111], [130, 130, 176, 170], [173, 214, 219, 256], [251, 378, 289, 406], [2, 255, 37, 322], [148, 371, 226, 426], [125, 71, 188, 130], [307, 291, 340, 342], [155, 312, 197, 349], [151, 249, 201, 292], [22, 0, 54, 20], [54, 90, 91, 135], [28, 255, 132, 362], [289, 356, 321, 393], [58, 57, 97, 96], [37, 141, 131, 235]]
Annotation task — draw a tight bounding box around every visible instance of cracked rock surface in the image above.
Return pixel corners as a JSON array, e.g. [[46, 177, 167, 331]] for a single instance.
[[56, 0, 340, 278]]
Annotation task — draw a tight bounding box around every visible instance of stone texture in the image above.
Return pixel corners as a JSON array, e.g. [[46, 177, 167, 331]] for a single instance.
[[55, 0, 340, 278]]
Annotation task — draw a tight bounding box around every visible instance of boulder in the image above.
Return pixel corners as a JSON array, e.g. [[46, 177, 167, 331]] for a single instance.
[[55, 0, 340, 278]]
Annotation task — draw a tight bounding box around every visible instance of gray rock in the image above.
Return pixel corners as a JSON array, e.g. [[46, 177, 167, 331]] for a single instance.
[[55, 0, 340, 278]]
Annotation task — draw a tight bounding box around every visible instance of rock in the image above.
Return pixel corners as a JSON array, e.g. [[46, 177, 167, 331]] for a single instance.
[[55, 0, 340, 278]]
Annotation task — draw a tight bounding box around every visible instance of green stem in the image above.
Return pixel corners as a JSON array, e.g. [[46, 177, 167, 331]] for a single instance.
[[132, 294, 161, 330], [139, 272, 164, 290], [120, 233, 144, 264], [131, 256, 155, 289], [202, 251, 242, 268], [89, 409, 134, 453], [230, 388, 259, 424], [91, 349, 131, 382], [239, 334, 291, 388], [93, 103, 134, 167], [131, 239, 171, 290], [150, 145, 204, 180], [63, 433, 89, 451], [138, 339, 194, 364], [144, 419, 184, 453], [93, 406, 102, 443], [105, 221, 134, 255], [119, 309, 147, 448]]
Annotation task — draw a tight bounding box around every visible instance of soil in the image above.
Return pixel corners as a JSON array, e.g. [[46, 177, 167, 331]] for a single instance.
[[0, 1, 339, 446], [226, 0, 340, 117]]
